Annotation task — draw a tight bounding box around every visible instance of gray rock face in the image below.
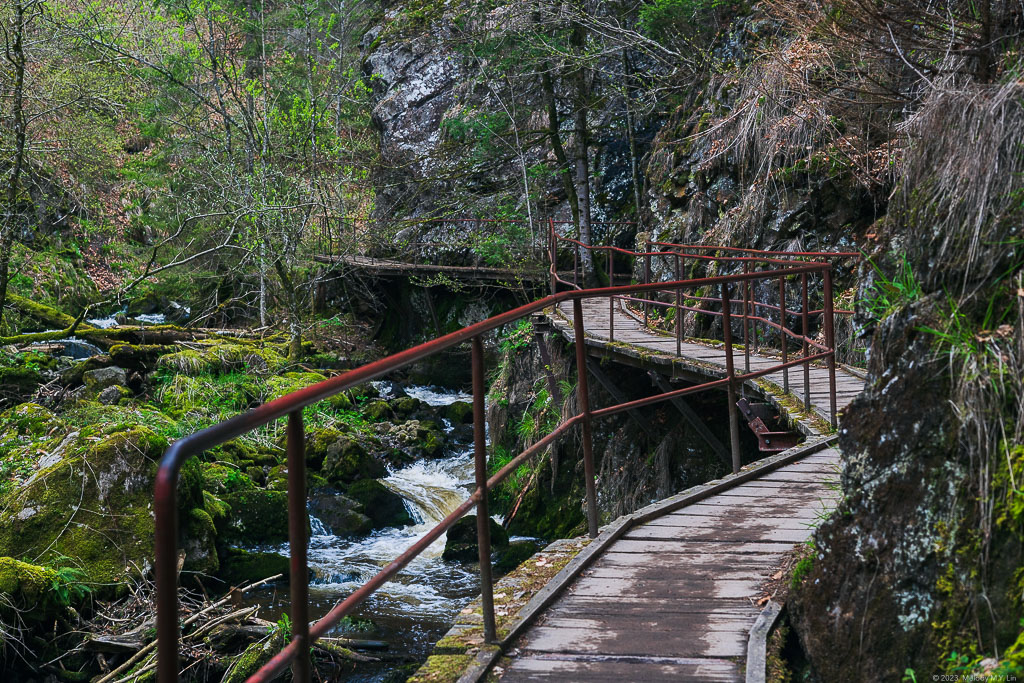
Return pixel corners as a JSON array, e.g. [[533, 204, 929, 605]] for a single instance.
[[365, 20, 463, 215], [98, 385, 129, 405], [83, 366, 127, 391]]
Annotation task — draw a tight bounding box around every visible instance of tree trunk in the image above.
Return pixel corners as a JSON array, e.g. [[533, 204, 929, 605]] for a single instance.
[[569, 12, 595, 285], [0, 0, 30, 330]]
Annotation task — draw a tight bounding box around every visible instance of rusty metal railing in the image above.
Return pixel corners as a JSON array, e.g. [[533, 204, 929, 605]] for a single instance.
[[155, 227, 841, 682]]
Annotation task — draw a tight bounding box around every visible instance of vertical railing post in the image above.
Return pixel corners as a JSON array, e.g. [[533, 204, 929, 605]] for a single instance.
[[549, 221, 556, 295], [572, 298, 600, 538], [801, 272, 811, 412], [155, 466, 180, 683], [574, 244, 580, 289], [643, 242, 651, 327], [608, 249, 615, 343], [779, 274, 789, 393], [720, 284, 742, 474], [742, 261, 751, 373], [286, 410, 311, 682], [471, 336, 497, 642], [674, 253, 682, 357], [822, 268, 838, 428]]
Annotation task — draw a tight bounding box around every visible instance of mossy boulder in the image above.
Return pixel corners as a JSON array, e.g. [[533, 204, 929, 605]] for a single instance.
[[218, 548, 289, 585], [0, 427, 173, 592], [363, 400, 392, 420], [98, 385, 132, 405], [322, 436, 386, 485], [385, 420, 445, 458], [1, 402, 59, 437], [444, 400, 474, 425], [442, 515, 509, 563], [304, 427, 346, 470], [202, 463, 257, 494], [266, 372, 327, 401], [204, 491, 231, 535], [0, 557, 87, 619], [82, 365, 127, 392], [390, 396, 423, 416], [157, 342, 286, 377], [181, 507, 219, 575], [308, 492, 373, 537], [108, 343, 170, 370], [221, 489, 296, 544], [346, 479, 413, 529], [0, 366, 43, 405]]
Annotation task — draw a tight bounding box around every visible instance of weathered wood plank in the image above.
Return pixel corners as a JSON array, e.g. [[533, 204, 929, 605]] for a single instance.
[[500, 654, 739, 682]]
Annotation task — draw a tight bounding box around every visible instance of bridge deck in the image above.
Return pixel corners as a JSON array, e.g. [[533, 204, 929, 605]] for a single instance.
[[551, 297, 865, 422], [498, 447, 840, 681], [488, 299, 863, 681]]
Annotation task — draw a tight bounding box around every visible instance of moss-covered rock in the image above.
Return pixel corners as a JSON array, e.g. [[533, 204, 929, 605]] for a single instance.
[[0, 427, 168, 592], [204, 491, 231, 535], [0, 557, 87, 620], [322, 436, 385, 485], [346, 479, 413, 529], [221, 489, 295, 544], [363, 400, 392, 420], [82, 366, 127, 392], [308, 492, 373, 537], [202, 463, 256, 494], [442, 515, 509, 563], [391, 396, 423, 416], [1, 402, 59, 437], [444, 400, 473, 425], [157, 342, 287, 377], [182, 507, 219, 575], [384, 420, 445, 458], [266, 371, 327, 401], [218, 548, 289, 585], [304, 427, 346, 470], [0, 366, 43, 405]]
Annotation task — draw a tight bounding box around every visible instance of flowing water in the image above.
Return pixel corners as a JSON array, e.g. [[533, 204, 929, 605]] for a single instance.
[[254, 385, 485, 680]]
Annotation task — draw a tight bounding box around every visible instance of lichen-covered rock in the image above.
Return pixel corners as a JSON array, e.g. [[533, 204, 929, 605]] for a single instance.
[[384, 419, 444, 459], [444, 400, 473, 425], [346, 479, 413, 529], [182, 507, 219, 576], [0, 427, 187, 592], [83, 365, 127, 391], [442, 515, 509, 563], [1, 402, 59, 437], [221, 489, 295, 544], [218, 548, 289, 586], [98, 384, 131, 405], [390, 396, 423, 417], [321, 435, 385, 485], [0, 557, 87, 620], [363, 399, 392, 421], [789, 297, 962, 680]]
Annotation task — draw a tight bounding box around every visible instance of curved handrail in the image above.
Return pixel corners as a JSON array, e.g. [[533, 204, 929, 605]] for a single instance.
[[156, 233, 840, 683]]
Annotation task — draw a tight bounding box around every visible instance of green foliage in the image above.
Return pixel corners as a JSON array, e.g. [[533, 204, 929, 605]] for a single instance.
[[499, 319, 534, 355], [639, 0, 740, 39], [860, 253, 922, 323]]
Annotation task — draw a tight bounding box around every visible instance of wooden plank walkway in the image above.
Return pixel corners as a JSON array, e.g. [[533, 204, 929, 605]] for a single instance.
[[497, 447, 841, 682], [486, 298, 864, 681], [550, 297, 865, 423], [314, 254, 551, 281]]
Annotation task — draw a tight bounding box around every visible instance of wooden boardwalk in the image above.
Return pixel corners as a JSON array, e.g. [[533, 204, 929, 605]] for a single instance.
[[550, 297, 865, 425], [498, 447, 841, 681], [489, 297, 862, 681]]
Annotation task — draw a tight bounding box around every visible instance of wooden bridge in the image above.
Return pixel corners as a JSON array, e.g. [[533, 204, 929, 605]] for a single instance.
[[479, 296, 862, 681], [152, 224, 863, 683]]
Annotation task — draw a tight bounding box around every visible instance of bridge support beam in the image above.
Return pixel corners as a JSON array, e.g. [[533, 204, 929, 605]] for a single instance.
[[286, 411, 311, 682], [573, 298, 601, 538], [648, 372, 732, 467]]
